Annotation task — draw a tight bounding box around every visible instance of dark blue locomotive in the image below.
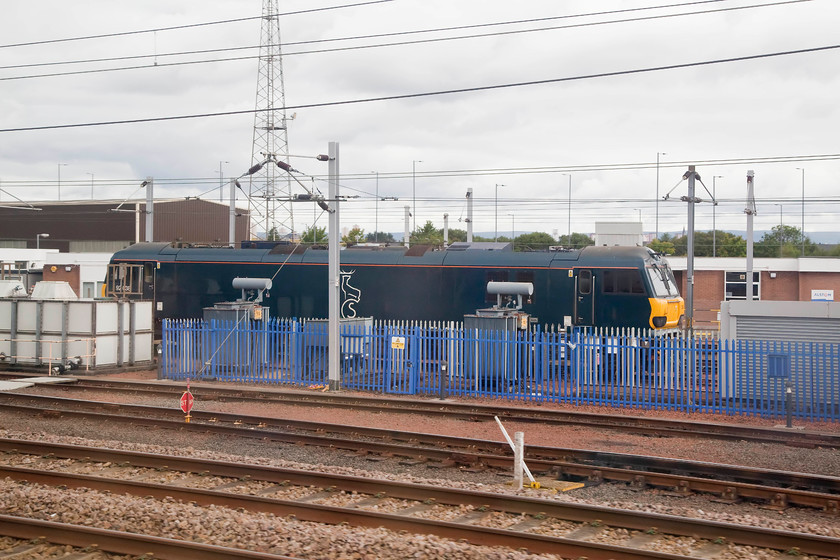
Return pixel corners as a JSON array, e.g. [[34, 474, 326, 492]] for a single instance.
[[107, 242, 684, 331]]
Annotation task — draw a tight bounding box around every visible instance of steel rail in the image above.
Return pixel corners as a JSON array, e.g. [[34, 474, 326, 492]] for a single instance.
[[1, 396, 839, 514], [0, 401, 840, 513], [37, 375, 840, 449], [3, 391, 840, 491], [1, 441, 838, 558], [0, 514, 302, 559]]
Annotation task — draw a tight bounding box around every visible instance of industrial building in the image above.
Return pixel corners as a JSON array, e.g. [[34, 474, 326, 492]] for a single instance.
[[0, 199, 250, 253]]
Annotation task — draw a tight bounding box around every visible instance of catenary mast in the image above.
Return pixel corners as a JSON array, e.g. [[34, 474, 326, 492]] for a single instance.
[[249, 0, 293, 240]]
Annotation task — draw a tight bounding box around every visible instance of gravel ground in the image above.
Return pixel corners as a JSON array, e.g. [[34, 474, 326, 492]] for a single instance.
[[1, 369, 839, 559]]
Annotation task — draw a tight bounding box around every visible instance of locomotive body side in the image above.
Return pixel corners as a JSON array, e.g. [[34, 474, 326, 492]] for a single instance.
[[107, 243, 684, 330]]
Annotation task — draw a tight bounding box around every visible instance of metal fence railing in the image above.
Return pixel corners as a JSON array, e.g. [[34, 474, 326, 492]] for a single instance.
[[161, 319, 840, 423]]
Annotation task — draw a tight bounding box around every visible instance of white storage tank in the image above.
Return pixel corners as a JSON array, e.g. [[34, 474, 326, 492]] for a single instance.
[[0, 292, 153, 371]]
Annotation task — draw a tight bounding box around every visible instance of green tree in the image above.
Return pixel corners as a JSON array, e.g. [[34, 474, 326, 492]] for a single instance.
[[410, 220, 444, 246], [446, 228, 468, 243], [342, 226, 365, 245], [754, 225, 815, 257], [513, 231, 557, 252], [365, 231, 396, 243], [648, 236, 675, 255], [671, 231, 746, 257], [266, 227, 280, 241], [556, 232, 594, 249], [301, 225, 327, 243]]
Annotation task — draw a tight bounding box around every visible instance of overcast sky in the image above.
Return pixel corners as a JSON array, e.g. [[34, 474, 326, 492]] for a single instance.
[[1, 0, 838, 241]]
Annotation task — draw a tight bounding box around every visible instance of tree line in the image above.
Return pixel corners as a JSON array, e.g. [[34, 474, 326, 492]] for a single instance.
[[298, 221, 839, 257]]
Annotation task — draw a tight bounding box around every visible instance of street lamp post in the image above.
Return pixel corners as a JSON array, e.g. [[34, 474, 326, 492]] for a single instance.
[[494, 183, 505, 241], [508, 213, 515, 250], [372, 171, 379, 243], [776, 204, 784, 258], [218, 161, 229, 202], [796, 167, 805, 256], [87, 173, 94, 199], [655, 152, 666, 240], [712, 175, 723, 257], [566, 174, 572, 240], [57, 163, 68, 201], [412, 160, 422, 233], [36, 233, 49, 249]]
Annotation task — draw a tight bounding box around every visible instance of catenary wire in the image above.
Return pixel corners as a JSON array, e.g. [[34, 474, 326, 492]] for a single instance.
[[0, 0, 812, 80], [0, 0, 765, 71], [0, 1, 397, 50], [2, 42, 838, 133]]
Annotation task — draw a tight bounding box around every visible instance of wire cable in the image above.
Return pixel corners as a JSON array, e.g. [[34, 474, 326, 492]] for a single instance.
[[0, 1, 812, 81], [0, 0, 397, 50], [2, 42, 837, 133]]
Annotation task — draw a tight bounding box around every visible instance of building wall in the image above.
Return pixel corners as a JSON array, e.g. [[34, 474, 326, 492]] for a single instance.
[[692, 270, 725, 328], [140, 199, 250, 245], [760, 271, 798, 301], [799, 272, 840, 301], [0, 199, 251, 250], [42, 264, 81, 297]]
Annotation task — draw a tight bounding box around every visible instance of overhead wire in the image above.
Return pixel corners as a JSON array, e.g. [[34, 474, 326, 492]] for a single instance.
[[0, 1, 813, 81], [2, 42, 838, 134], [2, 152, 839, 191], [0, 0, 397, 50]]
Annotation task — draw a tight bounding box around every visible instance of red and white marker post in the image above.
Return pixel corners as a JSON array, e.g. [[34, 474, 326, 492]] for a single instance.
[[180, 378, 194, 423]]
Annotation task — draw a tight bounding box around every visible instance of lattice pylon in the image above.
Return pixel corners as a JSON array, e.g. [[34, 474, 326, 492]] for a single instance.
[[248, 0, 293, 240]]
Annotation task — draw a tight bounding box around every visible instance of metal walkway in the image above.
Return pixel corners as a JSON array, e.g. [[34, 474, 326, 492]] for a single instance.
[[0, 376, 76, 392]]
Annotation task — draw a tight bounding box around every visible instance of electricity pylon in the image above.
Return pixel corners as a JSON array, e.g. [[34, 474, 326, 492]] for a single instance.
[[249, 0, 293, 240]]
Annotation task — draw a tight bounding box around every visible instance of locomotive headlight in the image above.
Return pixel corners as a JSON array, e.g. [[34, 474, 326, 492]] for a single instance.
[[652, 316, 667, 328]]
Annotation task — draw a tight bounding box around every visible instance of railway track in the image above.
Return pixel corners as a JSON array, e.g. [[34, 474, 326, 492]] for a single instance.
[[0, 392, 838, 515], [13, 374, 840, 449], [1, 438, 838, 559], [0, 515, 302, 559]]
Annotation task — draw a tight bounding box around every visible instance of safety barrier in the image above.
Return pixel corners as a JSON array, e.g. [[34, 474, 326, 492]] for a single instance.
[[161, 319, 839, 422]]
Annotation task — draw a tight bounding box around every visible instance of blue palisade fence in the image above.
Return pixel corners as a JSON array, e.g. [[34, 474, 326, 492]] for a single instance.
[[160, 319, 840, 422]]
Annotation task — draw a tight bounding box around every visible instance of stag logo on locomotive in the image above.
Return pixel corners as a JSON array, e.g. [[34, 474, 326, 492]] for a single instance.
[[340, 269, 361, 318]]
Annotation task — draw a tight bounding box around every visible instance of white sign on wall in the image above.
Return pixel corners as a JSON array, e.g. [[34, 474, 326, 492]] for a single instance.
[[811, 289, 834, 301]]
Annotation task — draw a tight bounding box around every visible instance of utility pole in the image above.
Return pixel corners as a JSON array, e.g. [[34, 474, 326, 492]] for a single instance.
[[494, 183, 505, 242], [327, 142, 340, 392], [57, 163, 68, 201], [664, 165, 708, 331], [229, 179, 237, 247], [712, 175, 722, 257], [655, 152, 666, 240], [745, 171, 756, 302], [685, 166, 699, 331], [412, 160, 422, 233], [466, 188, 474, 242], [404, 206, 411, 247], [218, 161, 228, 202], [796, 167, 805, 256], [145, 177, 154, 242], [443, 213, 449, 246]]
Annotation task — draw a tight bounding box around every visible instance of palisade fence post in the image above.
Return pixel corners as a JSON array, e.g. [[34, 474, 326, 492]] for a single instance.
[[439, 360, 448, 400], [785, 380, 794, 428]]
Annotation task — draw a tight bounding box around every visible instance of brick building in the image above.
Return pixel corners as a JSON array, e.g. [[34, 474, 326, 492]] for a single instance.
[[668, 257, 840, 329]]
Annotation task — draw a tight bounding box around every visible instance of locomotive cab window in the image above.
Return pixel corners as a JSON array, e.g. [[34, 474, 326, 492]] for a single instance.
[[603, 269, 645, 294]]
